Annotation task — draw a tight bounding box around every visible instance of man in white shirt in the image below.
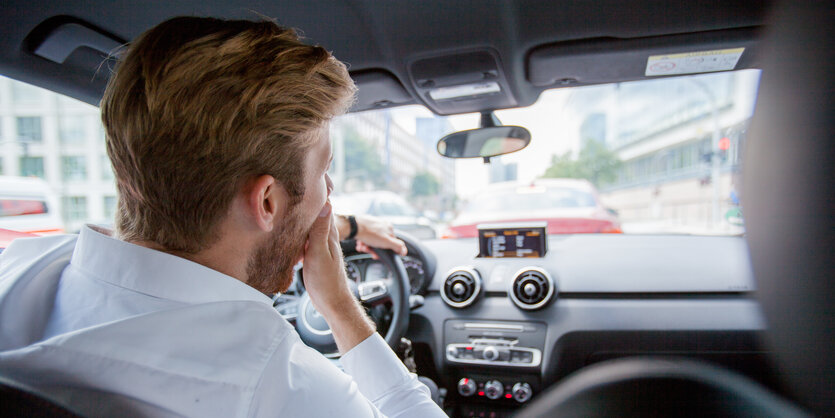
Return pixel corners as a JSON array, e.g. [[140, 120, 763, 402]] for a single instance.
[[0, 16, 446, 417]]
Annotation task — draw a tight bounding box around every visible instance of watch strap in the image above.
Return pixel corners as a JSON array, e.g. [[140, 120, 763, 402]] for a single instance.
[[346, 215, 358, 240]]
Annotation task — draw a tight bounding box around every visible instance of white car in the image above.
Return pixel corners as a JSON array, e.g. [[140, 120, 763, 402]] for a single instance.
[[331, 191, 438, 239], [0, 176, 63, 235]]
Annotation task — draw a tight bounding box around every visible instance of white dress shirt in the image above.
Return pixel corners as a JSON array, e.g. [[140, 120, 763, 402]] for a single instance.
[[0, 225, 446, 417]]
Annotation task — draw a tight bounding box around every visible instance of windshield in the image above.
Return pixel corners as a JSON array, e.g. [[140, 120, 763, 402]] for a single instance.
[[0, 69, 759, 239]]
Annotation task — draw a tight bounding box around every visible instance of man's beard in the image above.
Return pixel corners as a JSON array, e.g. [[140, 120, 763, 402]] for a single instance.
[[246, 203, 311, 294]]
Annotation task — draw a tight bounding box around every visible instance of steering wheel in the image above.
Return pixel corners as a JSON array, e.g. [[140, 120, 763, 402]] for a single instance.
[[294, 247, 411, 355]]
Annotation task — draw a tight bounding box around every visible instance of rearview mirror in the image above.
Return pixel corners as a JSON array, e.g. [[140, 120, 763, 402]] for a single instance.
[[437, 126, 531, 159]]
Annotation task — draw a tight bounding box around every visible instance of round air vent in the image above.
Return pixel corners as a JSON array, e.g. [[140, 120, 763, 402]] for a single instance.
[[509, 267, 555, 310], [441, 267, 482, 308]]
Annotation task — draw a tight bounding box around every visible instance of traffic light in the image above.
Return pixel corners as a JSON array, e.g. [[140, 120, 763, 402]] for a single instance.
[[718, 137, 730, 162], [718, 137, 731, 151]]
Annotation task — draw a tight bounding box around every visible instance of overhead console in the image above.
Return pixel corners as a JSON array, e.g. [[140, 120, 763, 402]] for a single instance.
[[407, 49, 518, 115]]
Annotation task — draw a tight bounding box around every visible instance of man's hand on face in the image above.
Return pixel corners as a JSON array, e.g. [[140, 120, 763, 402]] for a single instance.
[[302, 202, 375, 353], [346, 215, 408, 259], [302, 202, 354, 317]]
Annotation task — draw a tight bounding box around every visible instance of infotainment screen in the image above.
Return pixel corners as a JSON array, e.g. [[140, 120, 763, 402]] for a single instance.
[[477, 222, 548, 258]]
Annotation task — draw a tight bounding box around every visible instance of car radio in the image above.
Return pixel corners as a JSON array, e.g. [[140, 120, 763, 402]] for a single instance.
[[444, 320, 547, 367], [446, 338, 541, 367]]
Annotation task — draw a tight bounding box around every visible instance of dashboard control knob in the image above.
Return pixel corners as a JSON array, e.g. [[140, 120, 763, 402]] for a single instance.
[[523, 282, 537, 296], [483, 345, 499, 361], [447, 345, 458, 358], [512, 382, 532, 403], [452, 282, 466, 296], [484, 380, 504, 400], [457, 377, 476, 397]]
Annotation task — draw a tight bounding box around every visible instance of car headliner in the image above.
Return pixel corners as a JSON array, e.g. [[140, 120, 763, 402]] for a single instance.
[[0, 0, 770, 115]]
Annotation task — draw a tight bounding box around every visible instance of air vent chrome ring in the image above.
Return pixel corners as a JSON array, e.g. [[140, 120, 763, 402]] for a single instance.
[[509, 267, 556, 310], [441, 266, 482, 308]]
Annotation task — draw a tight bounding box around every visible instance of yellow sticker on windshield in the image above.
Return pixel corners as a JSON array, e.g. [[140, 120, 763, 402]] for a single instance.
[[645, 48, 745, 76]]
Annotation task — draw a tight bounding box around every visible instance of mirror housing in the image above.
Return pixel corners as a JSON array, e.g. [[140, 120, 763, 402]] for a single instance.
[[437, 126, 531, 160]]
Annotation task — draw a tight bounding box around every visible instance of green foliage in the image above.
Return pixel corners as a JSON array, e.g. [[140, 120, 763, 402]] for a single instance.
[[542, 139, 621, 187], [344, 128, 386, 187], [411, 171, 440, 197]]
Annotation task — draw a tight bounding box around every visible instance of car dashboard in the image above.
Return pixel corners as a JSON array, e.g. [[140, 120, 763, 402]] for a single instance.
[[286, 232, 772, 417]]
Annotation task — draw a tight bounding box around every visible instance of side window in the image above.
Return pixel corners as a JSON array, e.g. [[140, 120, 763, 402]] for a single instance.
[[61, 156, 88, 181], [16, 117, 42, 143], [19, 156, 44, 178], [59, 116, 87, 145], [61, 196, 87, 222], [103, 195, 117, 220], [1, 76, 116, 233], [101, 155, 114, 180], [11, 81, 43, 105]]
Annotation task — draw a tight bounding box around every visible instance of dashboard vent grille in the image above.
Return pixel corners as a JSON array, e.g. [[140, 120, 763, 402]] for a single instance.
[[509, 267, 555, 310], [441, 267, 482, 308]]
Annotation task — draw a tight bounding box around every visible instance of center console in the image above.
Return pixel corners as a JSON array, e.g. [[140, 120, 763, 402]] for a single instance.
[[444, 319, 547, 417]]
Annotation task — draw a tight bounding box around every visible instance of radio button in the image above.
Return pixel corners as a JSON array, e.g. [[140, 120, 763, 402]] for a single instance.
[[483, 346, 499, 361]]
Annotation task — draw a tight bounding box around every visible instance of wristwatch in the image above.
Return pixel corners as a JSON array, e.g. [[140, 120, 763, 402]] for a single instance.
[[346, 215, 358, 240]]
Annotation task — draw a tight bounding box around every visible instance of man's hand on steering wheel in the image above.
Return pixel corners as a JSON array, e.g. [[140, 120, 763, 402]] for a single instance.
[[337, 214, 408, 257]]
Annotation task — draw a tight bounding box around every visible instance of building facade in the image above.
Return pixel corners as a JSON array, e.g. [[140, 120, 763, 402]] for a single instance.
[[330, 110, 456, 213], [0, 76, 116, 232], [591, 70, 760, 233]]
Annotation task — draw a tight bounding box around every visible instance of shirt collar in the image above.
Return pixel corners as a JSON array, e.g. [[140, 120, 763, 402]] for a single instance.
[[70, 225, 273, 306]]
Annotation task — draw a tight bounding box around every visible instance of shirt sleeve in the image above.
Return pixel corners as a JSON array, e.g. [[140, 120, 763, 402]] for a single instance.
[[249, 331, 446, 418], [340, 333, 446, 417]]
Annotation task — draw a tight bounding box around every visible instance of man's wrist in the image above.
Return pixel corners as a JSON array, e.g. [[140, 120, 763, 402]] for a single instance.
[[319, 295, 376, 354], [335, 214, 349, 240], [335, 214, 364, 241]]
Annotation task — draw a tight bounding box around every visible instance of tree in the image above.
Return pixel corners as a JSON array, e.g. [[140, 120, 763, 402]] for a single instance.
[[542, 139, 622, 187], [410, 171, 440, 197], [343, 128, 386, 188]]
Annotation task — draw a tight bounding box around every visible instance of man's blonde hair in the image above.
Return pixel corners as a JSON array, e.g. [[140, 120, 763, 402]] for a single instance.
[[101, 17, 355, 253]]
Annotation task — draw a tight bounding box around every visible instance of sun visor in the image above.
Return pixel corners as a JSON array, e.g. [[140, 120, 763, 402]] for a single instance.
[[349, 69, 415, 112], [527, 27, 762, 88], [20, 16, 124, 105], [408, 49, 517, 116]]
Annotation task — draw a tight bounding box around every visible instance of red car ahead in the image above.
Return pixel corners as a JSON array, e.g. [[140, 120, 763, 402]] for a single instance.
[[445, 179, 622, 239]]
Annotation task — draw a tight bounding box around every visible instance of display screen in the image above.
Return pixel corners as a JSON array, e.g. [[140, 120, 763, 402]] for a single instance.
[[478, 223, 547, 258]]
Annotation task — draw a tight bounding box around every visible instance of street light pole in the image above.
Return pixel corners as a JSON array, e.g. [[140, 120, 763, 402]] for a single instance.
[[690, 78, 722, 229]]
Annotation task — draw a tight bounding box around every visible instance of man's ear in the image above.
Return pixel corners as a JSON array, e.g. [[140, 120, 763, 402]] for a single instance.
[[245, 174, 289, 232]]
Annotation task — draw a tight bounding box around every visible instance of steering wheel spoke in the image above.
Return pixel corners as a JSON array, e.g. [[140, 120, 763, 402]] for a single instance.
[[358, 280, 391, 306]]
